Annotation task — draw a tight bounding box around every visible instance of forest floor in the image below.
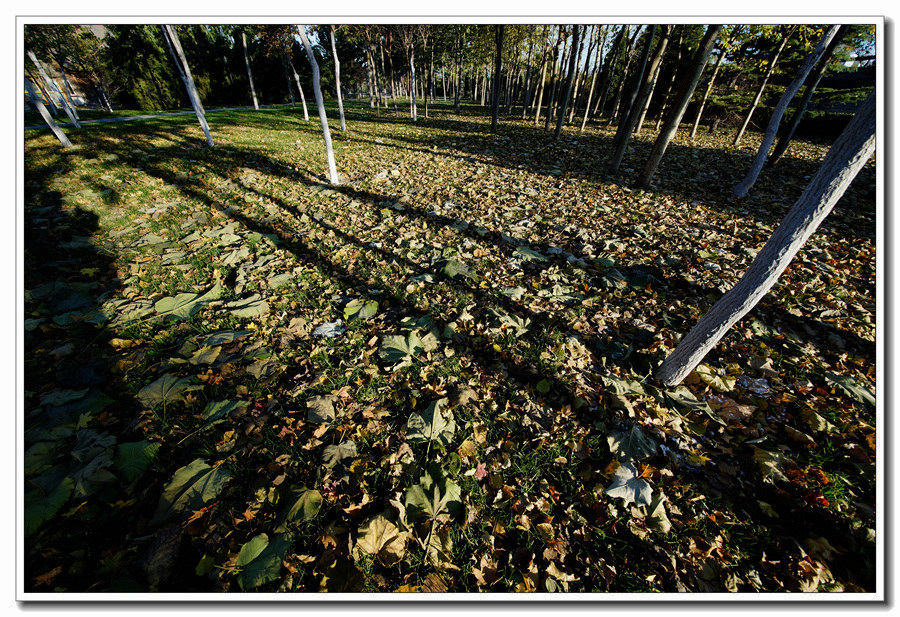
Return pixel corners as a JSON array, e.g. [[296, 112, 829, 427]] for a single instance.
[[23, 100, 876, 593]]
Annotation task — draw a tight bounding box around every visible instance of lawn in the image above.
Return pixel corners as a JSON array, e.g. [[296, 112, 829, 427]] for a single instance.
[[23, 100, 876, 593]]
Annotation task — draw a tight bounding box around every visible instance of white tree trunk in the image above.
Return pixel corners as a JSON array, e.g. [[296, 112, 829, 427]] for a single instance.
[[59, 69, 81, 120], [657, 91, 875, 386], [162, 25, 214, 146], [733, 29, 792, 147], [638, 25, 721, 188], [25, 78, 72, 147], [28, 52, 80, 128], [289, 58, 310, 121], [733, 25, 840, 198], [330, 26, 346, 131], [297, 25, 339, 185], [408, 47, 417, 121], [690, 45, 726, 141], [242, 31, 259, 110]]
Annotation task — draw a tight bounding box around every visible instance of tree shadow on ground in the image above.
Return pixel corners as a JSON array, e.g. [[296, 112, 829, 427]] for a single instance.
[[66, 120, 876, 591]]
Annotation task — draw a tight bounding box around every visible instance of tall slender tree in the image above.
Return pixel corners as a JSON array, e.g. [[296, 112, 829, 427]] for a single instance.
[[732, 26, 795, 146], [768, 26, 847, 167], [638, 25, 721, 188], [330, 26, 347, 131], [288, 57, 310, 121], [297, 25, 339, 185], [162, 25, 214, 146], [733, 25, 841, 198], [690, 37, 730, 140], [657, 92, 875, 386], [609, 25, 671, 173], [241, 30, 259, 109], [553, 24, 580, 139], [490, 24, 505, 133], [24, 77, 72, 147]]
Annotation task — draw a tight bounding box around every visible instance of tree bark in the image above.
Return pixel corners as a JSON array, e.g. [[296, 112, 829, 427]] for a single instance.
[[609, 26, 670, 173], [608, 26, 643, 125], [288, 58, 310, 121], [330, 26, 347, 131], [24, 77, 72, 147], [580, 25, 607, 131], [490, 24, 504, 132], [733, 25, 841, 198], [533, 28, 554, 125], [593, 25, 627, 119], [554, 25, 580, 139], [732, 27, 793, 146], [638, 25, 721, 188], [768, 26, 847, 167], [28, 51, 79, 128], [242, 31, 259, 109], [690, 42, 727, 141], [657, 92, 875, 386], [654, 26, 684, 131], [298, 25, 339, 185], [162, 25, 213, 146]]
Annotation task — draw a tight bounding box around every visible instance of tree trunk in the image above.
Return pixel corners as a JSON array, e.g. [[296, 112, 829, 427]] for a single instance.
[[242, 31, 259, 109], [580, 25, 607, 131], [28, 51, 79, 128], [27, 67, 58, 116], [733, 27, 793, 146], [733, 25, 841, 198], [593, 25, 627, 120], [408, 46, 417, 120], [298, 26, 339, 185], [554, 25, 580, 139], [533, 29, 553, 125], [162, 25, 213, 146], [59, 69, 81, 120], [289, 58, 310, 121], [568, 25, 589, 123], [544, 29, 566, 131], [768, 26, 847, 167], [638, 25, 721, 188], [654, 26, 684, 131], [490, 25, 504, 132], [24, 77, 72, 147], [690, 43, 727, 140], [329, 27, 347, 131], [657, 92, 875, 386], [609, 26, 671, 173], [617, 26, 654, 129], [634, 35, 666, 135], [608, 26, 643, 125], [282, 53, 296, 104]]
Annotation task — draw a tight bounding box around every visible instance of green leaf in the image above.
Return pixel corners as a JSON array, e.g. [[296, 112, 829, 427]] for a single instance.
[[607, 425, 657, 462], [153, 280, 221, 321], [225, 294, 270, 318], [604, 462, 652, 507], [152, 459, 232, 524], [406, 398, 455, 448], [665, 386, 725, 425], [515, 246, 548, 262], [379, 332, 425, 366], [202, 400, 248, 428], [602, 373, 645, 396], [404, 470, 462, 523], [235, 532, 292, 590], [114, 440, 161, 483], [137, 374, 194, 407], [279, 488, 323, 528], [825, 372, 875, 407], [25, 476, 74, 537], [323, 440, 357, 469], [343, 298, 378, 321]]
